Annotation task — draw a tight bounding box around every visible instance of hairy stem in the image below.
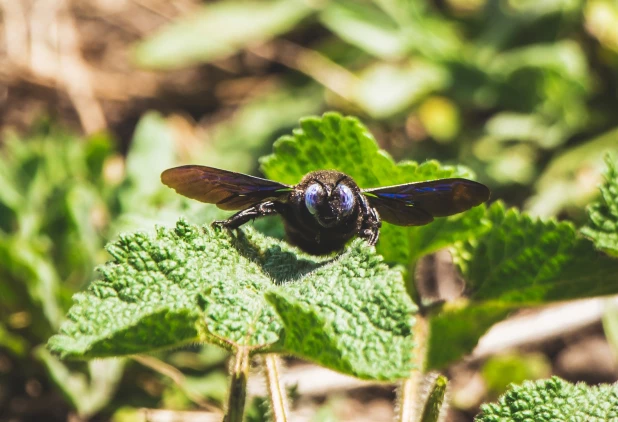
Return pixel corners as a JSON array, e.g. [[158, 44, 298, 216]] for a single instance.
[[224, 347, 250, 422], [263, 354, 290, 422], [420, 375, 448, 422], [397, 315, 429, 422]]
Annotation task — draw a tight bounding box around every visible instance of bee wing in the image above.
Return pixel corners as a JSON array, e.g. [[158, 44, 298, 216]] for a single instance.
[[161, 165, 291, 210], [364, 178, 490, 226]]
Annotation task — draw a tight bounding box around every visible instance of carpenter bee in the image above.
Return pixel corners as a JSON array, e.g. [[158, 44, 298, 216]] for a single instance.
[[161, 166, 490, 255]]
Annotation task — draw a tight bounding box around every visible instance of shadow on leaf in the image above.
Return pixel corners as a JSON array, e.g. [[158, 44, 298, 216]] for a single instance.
[[227, 229, 334, 285]]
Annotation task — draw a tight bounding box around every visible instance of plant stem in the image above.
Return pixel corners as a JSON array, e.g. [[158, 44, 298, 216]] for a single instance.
[[397, 315, 429, 422], [263, 354, 290, 422], [420, 375, 448, 422], [224, 346, 250, 422]]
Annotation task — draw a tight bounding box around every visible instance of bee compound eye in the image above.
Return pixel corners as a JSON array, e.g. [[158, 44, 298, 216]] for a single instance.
[[305, 183, 325, 215], [335, 184, 355, 216]]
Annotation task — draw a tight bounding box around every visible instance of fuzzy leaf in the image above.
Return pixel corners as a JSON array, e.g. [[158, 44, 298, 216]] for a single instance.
[[429, 199, 618, 369], [260, 112, 486, 264], [266, 240, 416, 380], [453, 201, 618, 304], [476, 377, 618, 421], [581, 155, 618, 256], [48, 220, 416, 380]]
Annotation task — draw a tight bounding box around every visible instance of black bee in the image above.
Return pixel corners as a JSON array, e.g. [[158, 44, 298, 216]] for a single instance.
[[161, 166, 490, 255]]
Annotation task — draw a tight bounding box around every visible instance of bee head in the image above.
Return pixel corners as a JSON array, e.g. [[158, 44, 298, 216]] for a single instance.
[[303, 177, 357, 228]]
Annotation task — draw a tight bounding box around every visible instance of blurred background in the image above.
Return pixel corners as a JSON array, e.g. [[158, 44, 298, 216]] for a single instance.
[[1, 0, 618, 421]]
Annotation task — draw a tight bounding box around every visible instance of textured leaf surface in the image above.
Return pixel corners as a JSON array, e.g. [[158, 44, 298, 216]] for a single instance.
[[452, 202, 618, 304], [260, 112, 486, 264], [431, 199, 618, 369], [48, 220, 416, 380], [267, 240, 416, 380], [48, 221, 282, 357], [476, 377, 618, 421], [581, 155, 618, 256], [134, 0, 313, 69]]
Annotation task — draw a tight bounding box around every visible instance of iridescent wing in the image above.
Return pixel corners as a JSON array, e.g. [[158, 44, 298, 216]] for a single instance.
[[161, 165, 291, 210], [364, 178, 490, 226]]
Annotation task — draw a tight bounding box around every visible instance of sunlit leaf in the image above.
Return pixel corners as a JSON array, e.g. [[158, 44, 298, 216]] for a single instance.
[[49, 220, 416, 380], [581, 155, 618, 256], [134, 0, 314, 69], [476, 377, 618, 421]]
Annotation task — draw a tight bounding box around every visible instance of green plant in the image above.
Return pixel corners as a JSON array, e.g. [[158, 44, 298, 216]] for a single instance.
[[476, 377, 618, 421], [47, 113, 618, 421]]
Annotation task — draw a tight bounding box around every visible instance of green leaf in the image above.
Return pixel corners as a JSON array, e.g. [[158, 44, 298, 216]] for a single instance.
[[372, 0, 462, 59], [0, 323, 28, 356], [426, 301, 514, 370], [119, 112, 175, 212], [37, 348, 125, 417], [133, 0, 314, 69], [581, 155, 618, 256], [49, 220, 416, 380], [527, 127, 618, 217], [266, 240, 416, 380], [319, 0, 406, 59], [48, 221, 277, 357], [490, 41, 591, 87], [481, 352, 551, 395], [428, 198, 618, 369], [475, 377, 618, 421], [0, 236, 63, 333], [452, 201, 618, 304], [260, 112, 485, 264], [353, 61, 450, 118]]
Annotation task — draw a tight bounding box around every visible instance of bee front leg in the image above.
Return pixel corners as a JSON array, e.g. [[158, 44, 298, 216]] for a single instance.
[[361, 207, 381, 246], [213, 201, 279, 229], [358, 195, 381, 246]]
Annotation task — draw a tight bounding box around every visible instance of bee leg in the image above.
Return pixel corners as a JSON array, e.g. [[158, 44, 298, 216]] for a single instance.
[[213, 201, 279, 229], [357, 195, 381, 246]]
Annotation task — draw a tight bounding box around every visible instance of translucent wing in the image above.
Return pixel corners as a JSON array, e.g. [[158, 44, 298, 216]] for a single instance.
[[161, 165, 291, 210], [364, 178, 490, 226]]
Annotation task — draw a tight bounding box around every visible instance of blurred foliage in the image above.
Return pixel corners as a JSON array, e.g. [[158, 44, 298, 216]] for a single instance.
[[604, 300, 618, 363], [481, 352, 551, 397], [0, 114, 230, 417]]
